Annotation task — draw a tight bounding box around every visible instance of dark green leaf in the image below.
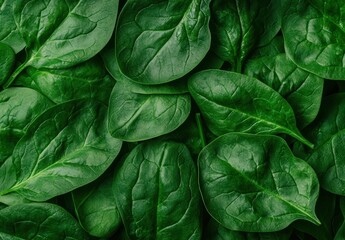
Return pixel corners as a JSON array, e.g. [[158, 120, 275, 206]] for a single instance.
[[0, 203, 88, 239], [18, 56, 115, 104], [244, 53, 323, 128], [108, 82, 191, 141], [0, 87, 53, 165], [14, 0, 119, 69], [199, 133, 320, 232], [0, 99, 122, 202], [113, 141, 202, 240], [294, 94, 345, 195], [116, 0, 211, 84], [0, 43, 15, 85], [211, 0, 281, 71], [204, 218, 292, 240], [188, 69, 313, 147], [0, 0, 25, 53], [282, 0, 345, 80], [72, 171, 121, 238]]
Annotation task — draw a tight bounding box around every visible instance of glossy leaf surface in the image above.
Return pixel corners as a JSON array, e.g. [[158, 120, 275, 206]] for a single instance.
[[282, 0, 345, 80], [72, 171, 121, 238], [245, 53, 323, 128], [199, 133, 320, 232], [294, 94, 345, 195], [116, 0, 211, 84], [0, 203, 87, 239], [188, 69, 312, 147], [108, 82, 191, 141], [113, 141, 201, 239], [0, 100, 122, 201]]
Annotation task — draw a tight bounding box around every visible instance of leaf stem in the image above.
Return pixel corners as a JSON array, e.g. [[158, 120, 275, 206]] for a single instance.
[[196, 113, 206, 148], [2, 62, 28, 89]]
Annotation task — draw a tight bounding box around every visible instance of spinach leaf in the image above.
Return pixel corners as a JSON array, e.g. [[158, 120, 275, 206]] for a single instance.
[[113, 141, 201, 239], [72, 171, 121, 238], [294, 93, 345, 195], [0, 203, 88, 239], [17, 56, 115, 104], [282, 0, 345, 80], [115, 0, 211, 84], [102, 46, 189, 94], [188, 69, 313, 147], [248, 35, 285, 59], [3, 0, 119, 88], [108, 81, 191, 141], [0, 0, 25, 53], [0, 43, 15, 85], [199, 133, 320, 232], [0, 87, 53, 165], [293, 190, 336, 240], [210, 0, 281, 72], [335, 198, 345, 240], [204, 218, 292, 240], [0, 99, 122, 202], [244, 53, 324, 128]]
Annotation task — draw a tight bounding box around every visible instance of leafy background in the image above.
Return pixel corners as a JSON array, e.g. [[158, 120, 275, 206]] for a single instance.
[[0, 0, 344, 239]]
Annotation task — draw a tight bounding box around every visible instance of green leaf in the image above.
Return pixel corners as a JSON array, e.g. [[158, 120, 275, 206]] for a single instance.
[[101, 45, 189, 94], [210, 0, 281, 71], [116, 0, 211, 84], [0, 0, 25, 53], [294, 93, 345, 195], [113, 141, 202, 240], [244, 53, 324, 128], [72, 171, 121, 238], [0, 87, 53, 165], [0, 43, 15, 85], [188, 69, 313, 147], [282, 0, 345, 80], [0, 203, 88, 239], [293, 190, 336, 240], [0, 99, 122, 202], [18, 56, 115, 104], [108, 81, 191, 141], [198, 133, 320, 232], [15, 0, 119, 69], [204, 218, 292, 240]]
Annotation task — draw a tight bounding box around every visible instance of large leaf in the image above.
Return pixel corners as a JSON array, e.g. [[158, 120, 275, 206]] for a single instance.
[[0, 0, 25, 53], [210, 0, 281, 72], [0, 87, 53, 165], [282, 0, 345, 80], [244, 53, 324, 128], [198, 133, 320, 232], [17, 56, 115, 104], [113, 141, 202, 240], [0, 99, 122, 202], [188, 69, 312, 147], [108, 82, 191, 141], [294, 94, 345, 195], [116, 0, 211, 84], [72, 171, 121, 238], [0, 203, 87, 239]]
